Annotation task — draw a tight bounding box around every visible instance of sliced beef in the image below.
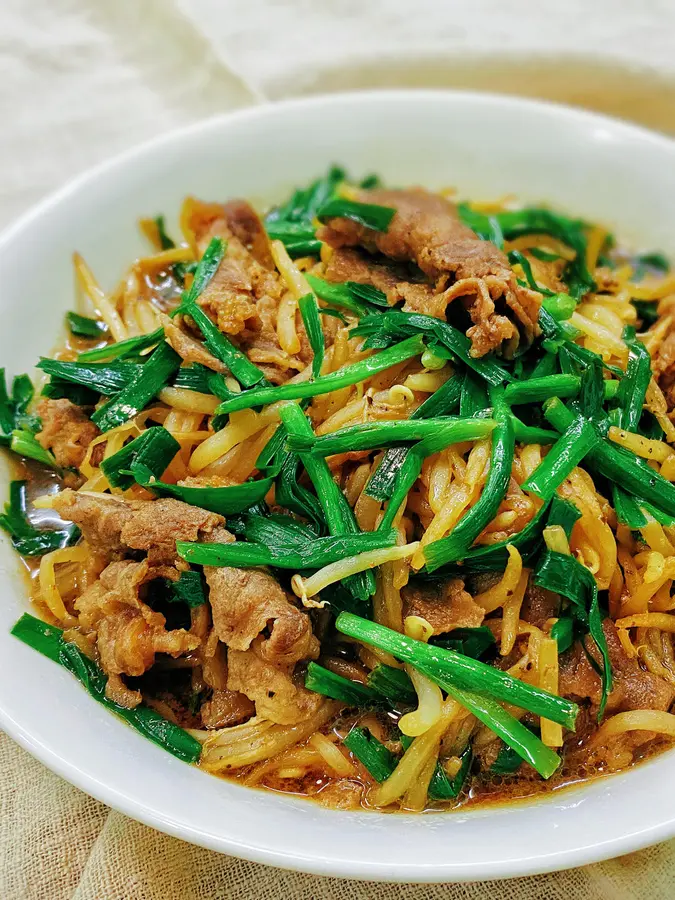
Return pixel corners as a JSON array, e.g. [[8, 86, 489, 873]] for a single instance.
[[204, 536, 320, 723], [401, 578, 485, 634], [120, 498, 222, 565], [52, 491, 223, 564], [647, 301, 675, 410], [75, 559, 199, 689], [200, 688, 255, 729], [227, 642, 323, 725], [187, 198, 283, 336], [520, 583, 559, 629], [159, 313, 226, 373], [36, 398, 100, 470], [185, 197, 318, 383], [559, 619, 675, 714], [319, 188, 541, 357], [206, 561, 318, 665], [53, 490, 132, 556]]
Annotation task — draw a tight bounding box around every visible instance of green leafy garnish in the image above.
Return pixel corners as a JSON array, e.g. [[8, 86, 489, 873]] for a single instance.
[[214, 335, 425, 416], [351, 310, 510, 387], [424, 389, 514, 569], [38, 359, 142, 396], [279, 402, 375, 601], [168, 570, 206, 608], [177, 528, 396, 570]]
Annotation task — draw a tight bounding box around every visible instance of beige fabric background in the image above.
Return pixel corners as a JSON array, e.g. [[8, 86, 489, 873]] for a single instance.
[[3, 0, 675, 896]]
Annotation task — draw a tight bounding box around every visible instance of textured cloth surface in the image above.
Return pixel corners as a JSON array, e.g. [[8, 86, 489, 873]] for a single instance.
[[3, 0, 675, 897]]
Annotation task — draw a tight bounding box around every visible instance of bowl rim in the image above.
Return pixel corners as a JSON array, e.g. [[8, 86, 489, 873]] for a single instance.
[[2, 88, 675, 883]]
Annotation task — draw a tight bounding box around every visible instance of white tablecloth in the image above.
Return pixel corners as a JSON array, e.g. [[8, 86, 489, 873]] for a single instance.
[[3, 1, 675, 896]]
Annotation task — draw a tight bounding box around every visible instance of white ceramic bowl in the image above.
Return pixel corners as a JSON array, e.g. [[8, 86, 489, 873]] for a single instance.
[[1, 90, 675, 883]]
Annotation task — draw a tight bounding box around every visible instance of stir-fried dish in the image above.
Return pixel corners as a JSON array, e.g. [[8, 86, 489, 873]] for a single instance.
[[4, 168, 675, 812]]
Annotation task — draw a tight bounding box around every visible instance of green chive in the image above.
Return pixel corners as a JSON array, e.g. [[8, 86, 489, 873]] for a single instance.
[[0, 480, 79, 556], [100, 426, 180, 489], [424, 389, 514, 570], [521, 414, 599, 502], [91, 343, 181, 432], [298, 293, 325, 379], [177, 529, 395, 570], [289, 416, 496, 457], [78, 328, 164, 363], [534, 550, 612, 717], [504, 374, 580, 406], [343, 727, 397, 782], [11, 614, 201, 763], [351, 310, 510, 387], [215, 335, 425, 416], [66, 312, 108, 339], [545, 398, 675, 518], [305, 663, 382, 707], [10, 430, 58, 468], [317, 198, 395, 232], [130, 461, 273, 516], [37, 359, 141, 395], [279, 402, 374, 601]]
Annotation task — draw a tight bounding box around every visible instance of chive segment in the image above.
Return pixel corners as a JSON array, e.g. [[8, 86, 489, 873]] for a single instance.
[[130, 462, 273, 516], [504, 374, 580, 406], [521, 413, 599, 501], [343, 727, 397, 782], [288, 416, 496, 457], [215, 335, 425, 415], [351, 311, 510, 387], [11, 614, 201, 763], [298, 293, 325, 379], [279, 402, 375, 601], [424, 389, 514, 570], [78, 328, 164, 363], [544, 398, 675, 518], [66, 312, 108, 339], [0, 480, 79, 556], [534, 550, 612, 717], [177, 529, 396, 569], [37, 359, 142, 395], [335, 613, 578, 730], [305, 663, 382, 707], [10, 430, 58, 468], [317, 198, 396, 232], [100, 427, 180, 489], [91, 343, 181, 432], [617, 326, 651, 431]]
